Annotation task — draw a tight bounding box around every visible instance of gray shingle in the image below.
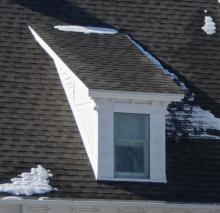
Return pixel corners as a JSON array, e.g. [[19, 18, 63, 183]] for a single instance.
[[34, 27, 182, 94]]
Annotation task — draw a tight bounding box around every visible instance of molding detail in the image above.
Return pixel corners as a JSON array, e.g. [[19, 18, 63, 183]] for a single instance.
[[89, 89, 184, 103], [22, 205, 49, 213]]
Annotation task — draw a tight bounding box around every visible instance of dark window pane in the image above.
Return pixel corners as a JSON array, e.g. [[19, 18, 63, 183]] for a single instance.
[[114, 112, 150, 178], [115, 145, 144, 173]]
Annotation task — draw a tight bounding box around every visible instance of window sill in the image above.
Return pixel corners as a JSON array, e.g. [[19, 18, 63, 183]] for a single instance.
[[97, 177, 167, 183]]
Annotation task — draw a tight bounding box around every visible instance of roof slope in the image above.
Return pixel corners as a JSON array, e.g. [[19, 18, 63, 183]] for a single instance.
[[15, 0, 220, 115], [33, 26, 182, 94], [0, 0, 219, 203], [70, 0, 220, 116]]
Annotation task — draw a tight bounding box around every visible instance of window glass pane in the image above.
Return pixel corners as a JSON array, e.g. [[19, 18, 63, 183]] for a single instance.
[[114, 112, 150, 179], [114, 113, 146, 141], [115, 145, 144, 173]]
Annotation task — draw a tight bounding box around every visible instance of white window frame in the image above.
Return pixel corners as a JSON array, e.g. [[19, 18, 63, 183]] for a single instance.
[[97, 101, 167, 183]]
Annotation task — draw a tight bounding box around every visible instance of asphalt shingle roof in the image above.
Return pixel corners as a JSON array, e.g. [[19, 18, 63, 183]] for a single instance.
[[33, 26, 182, 94], [70, 0, 220, 116], [0, 0, 219, 203]]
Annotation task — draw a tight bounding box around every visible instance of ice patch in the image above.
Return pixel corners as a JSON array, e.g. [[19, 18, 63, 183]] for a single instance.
[[202, 16, 216, 35], [0, 165, 55, 196], [54, 25, 118, 34], [126, 35, 187, 91]]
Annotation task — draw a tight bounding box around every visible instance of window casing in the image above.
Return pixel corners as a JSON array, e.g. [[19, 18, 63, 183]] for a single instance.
[[95, 101, 168, 182], [114, 112, 150, 179]]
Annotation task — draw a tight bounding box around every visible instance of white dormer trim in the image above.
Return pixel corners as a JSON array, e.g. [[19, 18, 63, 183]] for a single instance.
[[89, 89, 183, 103], [93, 98, 170, 182], [88, 90, 183, 182], [29, 26, 184, 182]]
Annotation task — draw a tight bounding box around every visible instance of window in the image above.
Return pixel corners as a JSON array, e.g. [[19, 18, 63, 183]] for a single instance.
[[73, 89, 182, 182], [114, 112, 150, 179]]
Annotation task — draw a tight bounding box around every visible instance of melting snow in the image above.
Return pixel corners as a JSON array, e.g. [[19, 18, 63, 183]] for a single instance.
[[202, 16, 216, 35], [54, 25, 118, 34], [126, 35, 187, 91], [0, 165, 55, 196]]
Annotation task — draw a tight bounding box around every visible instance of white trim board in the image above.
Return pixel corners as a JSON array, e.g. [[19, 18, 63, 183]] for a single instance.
[[89, 89, 184, 103]]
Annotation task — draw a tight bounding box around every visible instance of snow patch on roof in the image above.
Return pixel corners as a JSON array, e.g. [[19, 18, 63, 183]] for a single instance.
[[168, 94, 220, 140], [202, 16, 216, 35], [2, 196, 22, 200], [54, 25, 118, 34], [38, 197, 49, 200], [0, 165, 55, 196], [126, 35, 187, 91], [188, 106, 220, 138]]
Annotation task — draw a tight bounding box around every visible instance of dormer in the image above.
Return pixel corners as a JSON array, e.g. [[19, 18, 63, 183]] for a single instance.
[[84, 90, 183, 182], [29, 26, 184, 182]]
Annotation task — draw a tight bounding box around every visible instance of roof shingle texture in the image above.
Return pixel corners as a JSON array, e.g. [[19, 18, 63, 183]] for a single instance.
[[70, 0, 220, 116], [34, 27, 182, 94], [0, 0, 219, 203]]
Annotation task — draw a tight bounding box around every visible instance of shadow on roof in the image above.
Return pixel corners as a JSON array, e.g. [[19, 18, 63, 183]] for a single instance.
[[14, 0, 112, 28]]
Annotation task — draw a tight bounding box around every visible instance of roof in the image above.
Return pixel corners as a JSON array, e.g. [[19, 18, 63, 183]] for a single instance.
[[0, 0, 219, 203], [32, 26, 182, 94], [70, 0, 220, 116]]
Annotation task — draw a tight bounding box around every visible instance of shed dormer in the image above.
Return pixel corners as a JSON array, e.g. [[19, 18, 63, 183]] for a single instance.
[[29, 26, 184, 182]]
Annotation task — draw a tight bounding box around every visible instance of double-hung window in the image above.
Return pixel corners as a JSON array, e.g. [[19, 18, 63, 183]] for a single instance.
[[114, 112, 150, 179]]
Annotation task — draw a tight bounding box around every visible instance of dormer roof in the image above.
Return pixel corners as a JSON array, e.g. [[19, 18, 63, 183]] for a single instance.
[[32, 26, 183, 95]]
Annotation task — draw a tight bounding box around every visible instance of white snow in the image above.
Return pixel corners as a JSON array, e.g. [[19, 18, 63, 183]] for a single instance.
[[1, 196, 22, 200], [54, 25, 118, 34], [171, 96, 220, 139], [0, 165, 55, 196], [126, 35, 187, 91], [189, 106, 220, 132], [202, 16, 216, 35], [38, 197, 49, 200]]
